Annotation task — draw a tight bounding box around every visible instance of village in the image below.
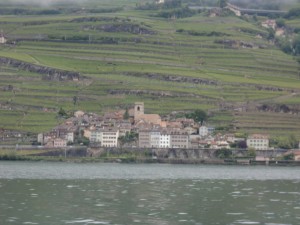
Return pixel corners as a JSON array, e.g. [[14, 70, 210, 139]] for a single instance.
[[37, 102, 296, 155]]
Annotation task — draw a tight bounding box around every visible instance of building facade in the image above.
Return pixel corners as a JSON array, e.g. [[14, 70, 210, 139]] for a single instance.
[[150, 130, 160, 148], [138, 130, 151, 148], [53, 138, 67, 148], [90, 128, 119, 147], [139, 129, 189, 149], [170, 130, 189, 148], [159, 131, 171, 148], [0, 35, 7, 44], [246, 134, 269, 150], [199, 126, 208, 137]]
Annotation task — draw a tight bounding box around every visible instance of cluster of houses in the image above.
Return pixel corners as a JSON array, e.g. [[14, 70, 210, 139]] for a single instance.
[[37, 102, 273, 151], [261, 19, 286, 37]]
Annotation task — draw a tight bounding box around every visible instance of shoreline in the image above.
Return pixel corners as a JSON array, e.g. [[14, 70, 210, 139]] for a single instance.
[[0, 155, 299, 166], [0, 147, 298, 166]]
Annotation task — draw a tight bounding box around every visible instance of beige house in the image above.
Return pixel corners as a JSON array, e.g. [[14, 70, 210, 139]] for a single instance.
[[138, 130, 151, 148], [275, 28, 285, 37], [170, 130, 189, 149], [74, 110, 85, 118], [247, 134, 269, 150], [53, 138, 67, 148], [90, 128, 119, 147], [294, 151, 300, 161], [261, 20, 276, 30]]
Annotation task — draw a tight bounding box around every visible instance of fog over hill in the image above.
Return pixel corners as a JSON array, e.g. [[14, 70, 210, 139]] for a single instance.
[[230, 0, 300, 10], [2, 0, 87, 6]]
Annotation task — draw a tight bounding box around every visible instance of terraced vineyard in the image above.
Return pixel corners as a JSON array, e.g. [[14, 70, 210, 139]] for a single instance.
[[0, 0, 300, 139]]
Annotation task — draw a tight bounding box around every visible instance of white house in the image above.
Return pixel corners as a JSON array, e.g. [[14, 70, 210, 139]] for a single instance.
[[37, 133, 44, 144], [66, 132, 74, 143], [90, 128, 119, 147], [90, 130, 101, 143], [102, 128, 119, 147], [150, 130, 160, 148], [0, 34, 7, 44], [199, 126, 208, 137], [247, 134, 269, 150], [159, 131, 171, 148], [155, 0, 165, 4]]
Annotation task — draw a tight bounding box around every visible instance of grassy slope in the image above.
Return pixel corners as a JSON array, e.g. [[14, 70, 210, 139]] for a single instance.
[[0, 0, 300, 138]]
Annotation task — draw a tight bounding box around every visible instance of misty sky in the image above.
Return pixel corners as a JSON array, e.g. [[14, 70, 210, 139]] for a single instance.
[[4, 0, 87, 6]]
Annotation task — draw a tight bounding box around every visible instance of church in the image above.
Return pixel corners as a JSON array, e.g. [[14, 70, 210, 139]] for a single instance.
[[134, 102, 162, 126]]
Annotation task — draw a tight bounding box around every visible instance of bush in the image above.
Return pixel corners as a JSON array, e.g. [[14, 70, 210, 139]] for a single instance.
[[176, 29, 230, 37], [155, 6, 196, 19], [283, 153, 294, 160], [185, 109, 207, 124], [247, 148, 256, 158], [214, 148, 232, 159], [284, 8, 300, 19]]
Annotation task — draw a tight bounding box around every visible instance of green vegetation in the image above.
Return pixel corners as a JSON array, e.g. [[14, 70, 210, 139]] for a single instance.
[[118, 132, 138, 148], [186, 109, 208, 124], [271, 134, 299, 149], [0, 0, 300, 141], [214, 148, 232, 159], [283, 153, 294, 160]]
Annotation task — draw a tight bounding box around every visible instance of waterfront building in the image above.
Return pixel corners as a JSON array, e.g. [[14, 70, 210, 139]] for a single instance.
[[53, 138, 67, 148], [159, 130, 171, 148], [246, 134, 269, 150], [170, 130, 189, 148], [139, 129, 187, 149], [90, 128, 119, 147], [138, 130, 150, 148], [150, 130, 160, 148]]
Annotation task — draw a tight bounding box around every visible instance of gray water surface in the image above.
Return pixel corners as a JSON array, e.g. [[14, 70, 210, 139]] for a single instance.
[[0, 162, 299, 225], [0, 161, 300, 180]]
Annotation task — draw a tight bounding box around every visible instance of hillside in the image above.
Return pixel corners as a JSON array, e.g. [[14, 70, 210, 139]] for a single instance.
[[0, 0, 300, 141]]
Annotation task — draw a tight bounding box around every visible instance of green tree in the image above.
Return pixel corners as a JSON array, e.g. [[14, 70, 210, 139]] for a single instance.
[[58, 107, 68, 118], [292, 35, 300, 55], [275, 134, 298, 149], [186, 109, 207, 124], [276, 18, 285, 28], [215, 148, 232, 159], [163, 0, 182, 9], [118, 132, 138, 148], [73, 96, 78, 107], [247, 148, 256, 158], [123, 107, 129, 120], [283, 153, 294, 160], [218, 0, 228, 8]]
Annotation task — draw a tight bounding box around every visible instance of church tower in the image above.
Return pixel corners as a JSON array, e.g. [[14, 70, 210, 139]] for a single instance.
[[134, 102, 144, 120]]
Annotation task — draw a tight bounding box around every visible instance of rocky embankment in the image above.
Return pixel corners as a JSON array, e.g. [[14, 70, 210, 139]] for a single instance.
[[257, 103, 300, 114], [82, 23, 156, 35], [0, 57, 81, 81], [121, 72, 287, 92], [108, 89, 216, 100], [122, 72, 218, 85]]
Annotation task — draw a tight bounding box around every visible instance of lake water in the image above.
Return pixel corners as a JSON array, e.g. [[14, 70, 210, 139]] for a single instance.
[[0, 162, 299, 225]]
